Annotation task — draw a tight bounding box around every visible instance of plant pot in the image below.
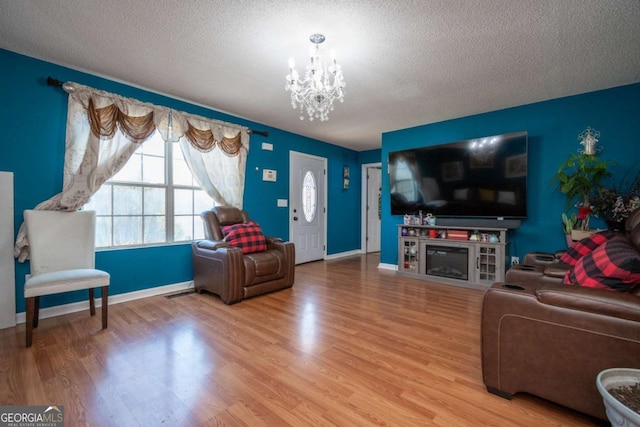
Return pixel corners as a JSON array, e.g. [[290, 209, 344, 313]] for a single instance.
[[571, 229, 595, 242], [596, 368, 640, 427]]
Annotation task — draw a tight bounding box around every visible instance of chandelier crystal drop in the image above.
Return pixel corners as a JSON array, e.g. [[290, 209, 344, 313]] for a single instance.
[[285, 33, 346, 122]]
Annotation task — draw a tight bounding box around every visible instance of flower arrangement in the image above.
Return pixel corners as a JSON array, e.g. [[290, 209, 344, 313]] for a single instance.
[[590, 172, 640, 225], [576, 202, 593, 231]]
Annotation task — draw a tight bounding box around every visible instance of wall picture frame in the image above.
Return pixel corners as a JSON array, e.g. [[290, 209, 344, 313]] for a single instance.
[[343, 165, 350, 190]]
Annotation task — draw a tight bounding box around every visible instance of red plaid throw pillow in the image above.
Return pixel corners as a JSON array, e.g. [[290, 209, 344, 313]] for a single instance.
[[222, 221, 267, 254], [563, 235, 640, 291], [560, 230, 618, 266]]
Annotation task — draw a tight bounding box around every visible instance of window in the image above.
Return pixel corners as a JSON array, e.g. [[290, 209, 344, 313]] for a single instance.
[[85, 132, 212, 248]]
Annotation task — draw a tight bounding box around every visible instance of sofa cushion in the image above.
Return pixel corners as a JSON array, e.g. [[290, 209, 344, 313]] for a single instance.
[[564, 235, 640, 291], [560, 230, 618, 266], [222, 221, 267, 254]]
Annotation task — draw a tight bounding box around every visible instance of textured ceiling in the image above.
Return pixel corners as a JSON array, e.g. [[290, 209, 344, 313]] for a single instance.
[[1, 1, 639, 151]]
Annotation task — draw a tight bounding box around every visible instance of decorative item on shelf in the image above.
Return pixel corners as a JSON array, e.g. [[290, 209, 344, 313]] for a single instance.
[[551, 127, 615, 240], [285, 33, 346, 122], [590, 171, 640, 231], [448, 230, 469, 241], [403, 214, 411, 225], [429, 229, 438, 238]]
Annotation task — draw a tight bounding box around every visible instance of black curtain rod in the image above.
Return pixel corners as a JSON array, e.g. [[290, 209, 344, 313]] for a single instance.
[[46, 77, 269, 137]]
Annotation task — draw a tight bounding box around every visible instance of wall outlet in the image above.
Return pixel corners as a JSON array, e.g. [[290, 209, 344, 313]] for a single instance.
[[511, 256, 520, 266]]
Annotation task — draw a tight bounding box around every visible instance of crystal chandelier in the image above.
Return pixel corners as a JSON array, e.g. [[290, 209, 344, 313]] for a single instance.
[[285, 33, 346, 122]]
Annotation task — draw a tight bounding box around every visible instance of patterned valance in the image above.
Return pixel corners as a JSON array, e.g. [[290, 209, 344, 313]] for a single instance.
[[66, 82, 248, 155]]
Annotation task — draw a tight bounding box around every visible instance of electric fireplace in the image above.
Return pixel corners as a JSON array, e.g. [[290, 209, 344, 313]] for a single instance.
[[425, 244, 470, 281]]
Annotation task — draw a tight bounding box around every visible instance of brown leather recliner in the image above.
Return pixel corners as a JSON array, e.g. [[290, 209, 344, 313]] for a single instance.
[[482, 223, 640, 420], [192, 206, 295, 304], [507, 207, 640, 284], [481, 281, 640, 420]]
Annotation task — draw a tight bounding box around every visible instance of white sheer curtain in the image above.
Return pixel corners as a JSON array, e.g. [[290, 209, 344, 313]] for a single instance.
[[15, 82, 249, 261], [159, 113, 249, 208]]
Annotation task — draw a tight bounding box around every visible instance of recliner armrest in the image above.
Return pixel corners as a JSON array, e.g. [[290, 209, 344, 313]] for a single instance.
[[523, 251, 559, 265], [544, 264, 569, 278], [266, 238, 293, 254], [195, 239, 230, 251], [554, 249, 567, 258], [536, 285, 640, 322]]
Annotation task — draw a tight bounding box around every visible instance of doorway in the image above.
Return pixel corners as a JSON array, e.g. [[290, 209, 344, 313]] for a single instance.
[[289, 151, 327, 264], [361, 163, 382, 253]]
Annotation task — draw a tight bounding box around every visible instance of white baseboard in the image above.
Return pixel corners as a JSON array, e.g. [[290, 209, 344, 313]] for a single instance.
[[13, 280, 193, 325], [324, 249, 362, 260], [378, 263, 398, 271]]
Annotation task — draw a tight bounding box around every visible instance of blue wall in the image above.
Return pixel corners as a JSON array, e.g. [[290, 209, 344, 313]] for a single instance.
[[0, 49, 367, 312], [358, 149, 382, 165], [381, 83, 640, 265]]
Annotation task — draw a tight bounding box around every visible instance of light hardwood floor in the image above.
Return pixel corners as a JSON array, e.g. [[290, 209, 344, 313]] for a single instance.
[[0, 254, 604, 426]]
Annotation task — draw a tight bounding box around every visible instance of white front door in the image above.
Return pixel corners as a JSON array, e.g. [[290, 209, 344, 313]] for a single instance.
[[289, 151, 326, 264], [366, 166, 382, 252]]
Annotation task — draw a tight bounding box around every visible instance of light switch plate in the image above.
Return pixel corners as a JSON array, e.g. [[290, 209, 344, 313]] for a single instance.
[[277, 199, 288, 207], [261, 142, 273, 151]]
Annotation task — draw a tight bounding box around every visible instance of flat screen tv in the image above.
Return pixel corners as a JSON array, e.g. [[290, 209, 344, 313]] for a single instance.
[[389, 131, 528, 218]]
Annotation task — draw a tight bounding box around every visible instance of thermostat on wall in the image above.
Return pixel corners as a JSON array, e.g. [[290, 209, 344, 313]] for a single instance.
[[262, 169, 277, 182]]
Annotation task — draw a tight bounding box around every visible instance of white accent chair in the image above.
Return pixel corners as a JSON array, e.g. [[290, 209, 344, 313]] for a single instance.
[[23, 210, 110, 347]]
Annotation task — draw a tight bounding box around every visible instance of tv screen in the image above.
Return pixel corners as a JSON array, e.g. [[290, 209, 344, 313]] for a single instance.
[[389, 131, 528, 218]]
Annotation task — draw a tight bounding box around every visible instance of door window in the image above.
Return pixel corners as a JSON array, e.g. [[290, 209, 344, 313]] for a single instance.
[[302, 170, 317, 223]]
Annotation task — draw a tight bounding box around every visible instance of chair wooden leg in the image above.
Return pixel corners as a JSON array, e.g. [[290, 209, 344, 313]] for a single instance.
[[101, 286, 108, 329], [89, 288, 96, 316], [33, 296, 39, 328], [26, 297, 35, 348]]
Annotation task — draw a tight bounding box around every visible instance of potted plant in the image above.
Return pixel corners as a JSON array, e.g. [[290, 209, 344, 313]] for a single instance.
[[596, 368, 640, 427], [561, 213, 577, 246], [551, 152, 615, 240]]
